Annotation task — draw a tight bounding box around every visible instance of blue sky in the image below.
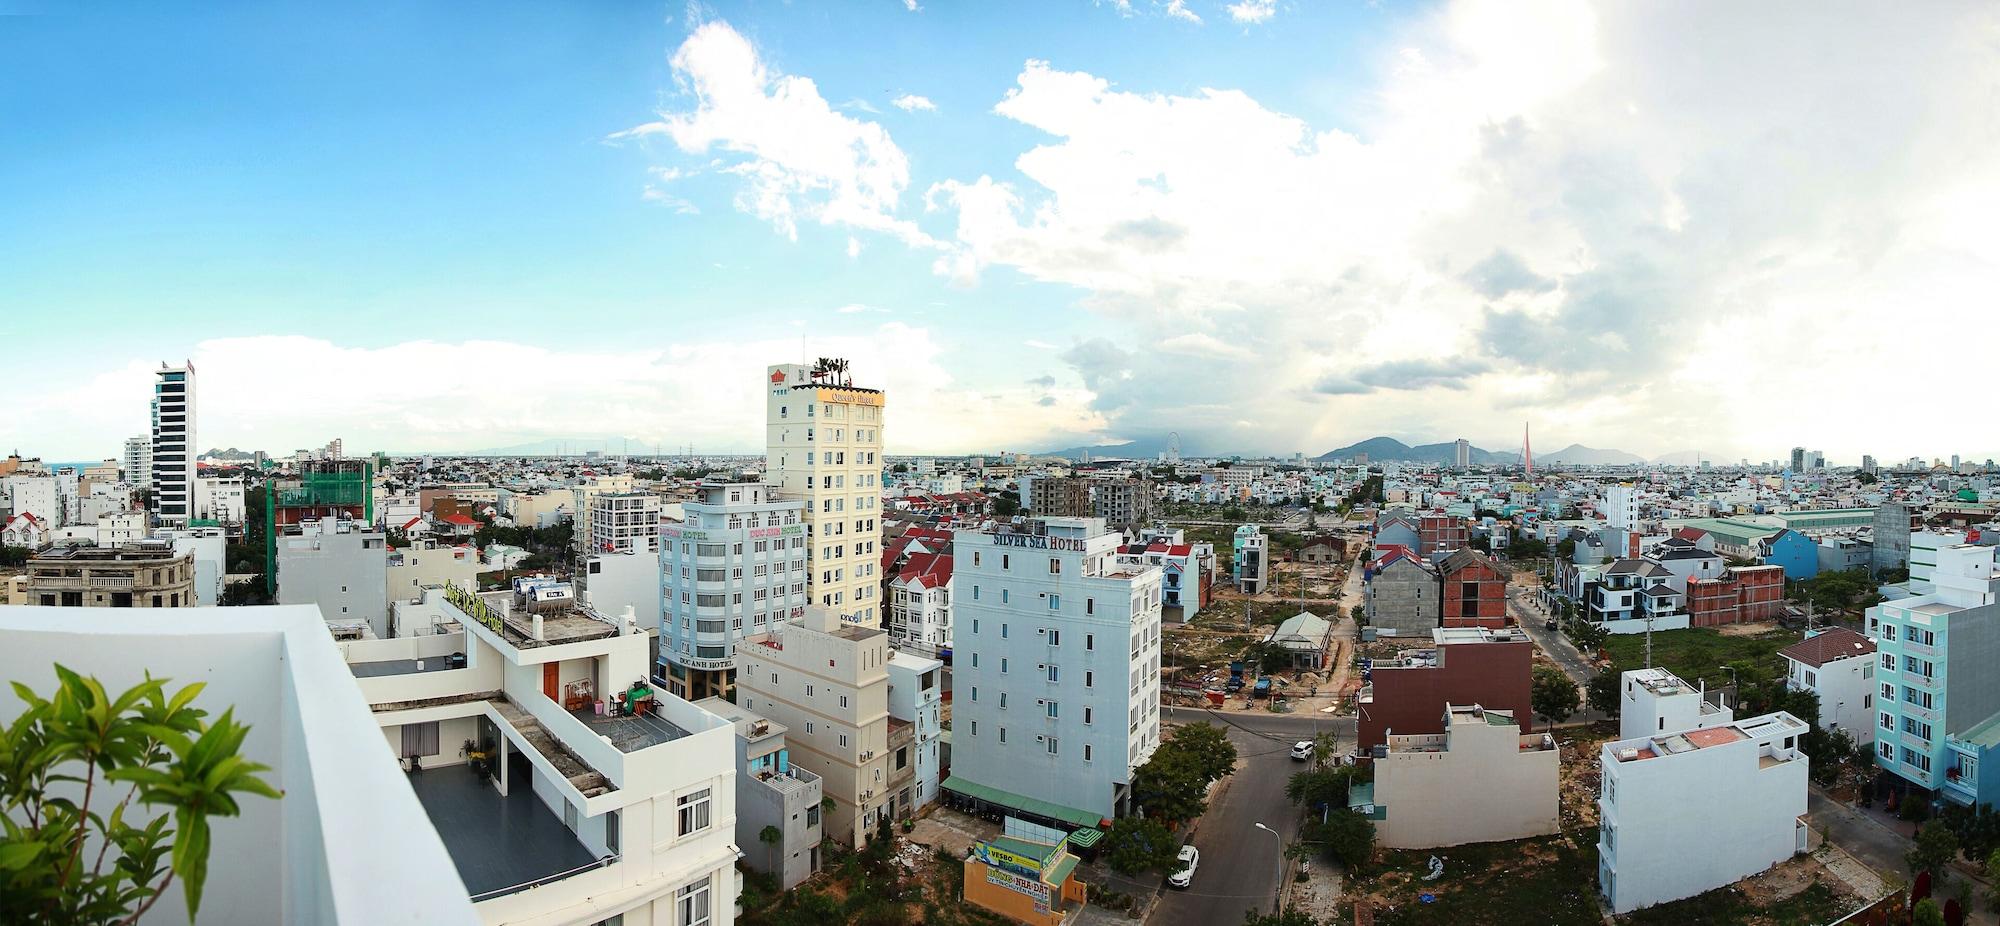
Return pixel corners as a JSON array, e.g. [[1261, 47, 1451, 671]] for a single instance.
[[6, 1, 1998, 463]]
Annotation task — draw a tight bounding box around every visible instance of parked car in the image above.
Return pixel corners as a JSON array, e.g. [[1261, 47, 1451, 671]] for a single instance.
[[1290, 740, 1314, 761], [1544, 618, 1559, 631], [1224, 677, 1245, 693], [1168, 845, 1200, 888]]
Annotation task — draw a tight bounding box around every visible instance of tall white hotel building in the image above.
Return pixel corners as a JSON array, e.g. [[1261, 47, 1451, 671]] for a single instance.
[[948, 517, 1165, 821], [151, 361, 196, 525], [763, 362, 885, 626]]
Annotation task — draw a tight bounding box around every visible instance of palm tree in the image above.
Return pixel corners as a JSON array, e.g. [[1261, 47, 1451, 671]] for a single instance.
[[759, 824, 782, 875]]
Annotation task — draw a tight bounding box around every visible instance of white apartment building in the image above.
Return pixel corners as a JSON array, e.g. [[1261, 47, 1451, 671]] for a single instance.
[[589, 492, 662, 555], [662, 479, 806, 701], [195, 475, 246, 523], [354, 586, 741, 926], [887, 651, 945, 813], [580, 550, 663, 643], [736, 607, 899, 846], [160, 525, 227, 607], [1598, 711, 1810, 914], [692, 699, 824, 890], [97, 510, 147, 546], [387, 540, 483, 601], [887, 551, 953, 649], [276, 518, 390, 638], [1620, 667, 1734, 742], [765, 361, 886, 626], [2, 604, 481, 925], [1606, 484, 1640, 533], [121, 435, 152, 489], [948, 517, 1165, 821], [1779, 627, 1877, 745], [4, 473, 62, 527], [1910, 530, 1968, 593], [569, 475, 639, 557], [151, 361, 196, 525], [1358, 704, 1558, 849]]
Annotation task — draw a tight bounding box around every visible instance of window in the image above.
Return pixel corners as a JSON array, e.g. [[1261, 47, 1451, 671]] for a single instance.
[[1045, 738, 1059, 755], [1047, 665, 1060, 682], [677, 878, 712, 926], [1084, 707, 1093, 724], [1050, 557, 1061, 575], [1002, 554, 1010, 570], [1048, 629, 1061, 645], [839, 734, 849, 748], [1880, 654, 1895, 671], [1000, 658, 1008, 673], [1083, 744, 1093, 761], [1085, 671, 1093, 688], [999, 727, 1007, 743], [1049, 595, 1061, 611], [1086, 633, 1094, 650], [676, 789, 713, 836], [840, 695, 849, 708], [1000, 692, 1008, 709], [970, 686, 977, 701], [970, 720, 977, 735], [1001, 623, 1009, 639], [1802, 670, 1817, 687], [1881, 712, 1894, 731], [1046, 701, 1059, 718]]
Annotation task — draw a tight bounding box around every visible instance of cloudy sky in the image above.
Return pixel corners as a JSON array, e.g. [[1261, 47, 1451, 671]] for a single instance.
[[6, 1, 1997, 463]]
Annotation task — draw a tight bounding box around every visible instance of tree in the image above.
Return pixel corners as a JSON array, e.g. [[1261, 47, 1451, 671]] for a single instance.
[[1586, 667, 1622, 719], [1985, 849, 2000, 912], [760, 824, 782, 874], [1286, 766, 1355, 814], [993, 492, 1021, 518], [1531, 665, 1579, 726], [1301, 808, 1374, 868], [1913, 897, 1945, 926], [1102, 815, 1179, 875], [0, 665, 282, 922], [1131, 724, 1237, 823], [1909, 822, 1960, 879], [1555, 538, 1577, 560], [0, 545, 30, 567]]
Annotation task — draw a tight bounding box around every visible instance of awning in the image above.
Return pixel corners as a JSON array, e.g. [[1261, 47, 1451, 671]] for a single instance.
[[942, 775, 1103, 830]]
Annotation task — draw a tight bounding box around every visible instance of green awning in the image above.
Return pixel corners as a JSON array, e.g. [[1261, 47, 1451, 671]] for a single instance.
[[1046, 854, 1080, 886], [942, 775, 1103, 830], [1064, 828, 1103, 849]]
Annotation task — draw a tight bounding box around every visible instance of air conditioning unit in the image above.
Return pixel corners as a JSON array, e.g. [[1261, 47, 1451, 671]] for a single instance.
[[1037, 627, 1047, 634]]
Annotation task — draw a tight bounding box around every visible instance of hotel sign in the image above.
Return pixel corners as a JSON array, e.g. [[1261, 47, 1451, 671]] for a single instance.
[[749, 525, 803, 539], [990, 533, 1087, 552]]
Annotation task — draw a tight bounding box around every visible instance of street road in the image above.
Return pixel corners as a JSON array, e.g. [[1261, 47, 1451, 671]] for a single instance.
[[1508, 587, 1596, 685], [1151, 708, 1355, 926]]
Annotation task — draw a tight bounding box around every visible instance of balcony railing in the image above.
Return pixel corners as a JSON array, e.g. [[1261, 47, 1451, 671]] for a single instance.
[[467, 855, 618, 903]]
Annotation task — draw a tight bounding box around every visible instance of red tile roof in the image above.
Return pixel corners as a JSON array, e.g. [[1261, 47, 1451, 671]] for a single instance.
[[895, 552, 953, 589], [441, 513, 477, 526]]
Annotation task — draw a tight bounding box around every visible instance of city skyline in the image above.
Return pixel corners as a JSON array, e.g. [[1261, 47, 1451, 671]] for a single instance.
[[8, 1, 2000, 462]]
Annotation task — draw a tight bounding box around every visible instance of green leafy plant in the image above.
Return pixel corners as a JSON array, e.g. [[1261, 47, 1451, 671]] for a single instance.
[[1531, 665, 1580, 726], [0, 665, 281, 923]]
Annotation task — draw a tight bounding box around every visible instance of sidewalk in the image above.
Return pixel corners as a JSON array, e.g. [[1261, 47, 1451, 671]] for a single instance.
[[1809, 786, 1998, 925]]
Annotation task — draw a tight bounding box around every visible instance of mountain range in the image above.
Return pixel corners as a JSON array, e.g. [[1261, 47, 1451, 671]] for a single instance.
[[1316, 437, 1669, 466]]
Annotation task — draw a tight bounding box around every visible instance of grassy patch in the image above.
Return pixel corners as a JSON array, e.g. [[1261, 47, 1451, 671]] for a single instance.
[[1348, 830, 1604, 926], [1602, 628, 1795, 690], [1623, 880, 1847, 926]]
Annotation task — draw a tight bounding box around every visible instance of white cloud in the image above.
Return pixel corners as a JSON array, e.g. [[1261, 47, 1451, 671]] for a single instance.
[[904, 0, 921, 10], [1023, 339, 1059, 350], [1165, 0, 1202, 25], [891, 94, 938, 113], [616, 21, 933, 247], [918, 0, 2000, 461], [19, 330, 1091, 458], [1225, 0, 1275, 24]]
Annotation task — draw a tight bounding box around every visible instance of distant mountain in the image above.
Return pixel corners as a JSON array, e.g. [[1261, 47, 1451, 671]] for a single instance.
[[1315, 437, 1518, 465], [1537, 444, 1647, 466], [1038, 436, 1173, 461], [201, 447, 258, 460]]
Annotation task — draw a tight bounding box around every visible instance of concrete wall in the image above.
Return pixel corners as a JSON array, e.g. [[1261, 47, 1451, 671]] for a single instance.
[[276, 530, 389, 637], [1366, 559, 1439, 635], [1375, 723, 1558, 848], [0, 605, 478, 926]]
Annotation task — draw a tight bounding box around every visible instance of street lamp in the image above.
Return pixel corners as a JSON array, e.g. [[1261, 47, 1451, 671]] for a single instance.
[[1252, 822, 1284, 914]]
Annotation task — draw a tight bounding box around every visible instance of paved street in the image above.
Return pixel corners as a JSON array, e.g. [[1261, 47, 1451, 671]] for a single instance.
[[1508, 586, 1596, 685], [1809, 786, 2000, 925], [1152, 708, 1355, 926]]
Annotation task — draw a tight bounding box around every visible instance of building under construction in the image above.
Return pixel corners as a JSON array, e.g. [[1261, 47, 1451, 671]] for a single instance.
[[265, 459, 373, 595]]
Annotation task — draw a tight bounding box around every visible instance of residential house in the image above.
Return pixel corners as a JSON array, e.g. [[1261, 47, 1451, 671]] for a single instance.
[[693, 699, 823, 890], [1598, 712, 1810, 914], [1437, 548, 1510, 630], [1364, 546, 1439, 636], [1779, 628, 1877, 744], [1354, 705, 1558, 849], [1359, 627, 1534, 755]]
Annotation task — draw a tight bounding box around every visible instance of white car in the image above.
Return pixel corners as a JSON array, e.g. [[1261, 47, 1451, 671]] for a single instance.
[[1290, 740, 1314, 761], [1168, 845, 1200, 888]]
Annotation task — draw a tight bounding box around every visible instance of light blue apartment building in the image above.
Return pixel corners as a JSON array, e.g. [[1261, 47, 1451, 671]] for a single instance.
[[1869, 543, 2000, 802]]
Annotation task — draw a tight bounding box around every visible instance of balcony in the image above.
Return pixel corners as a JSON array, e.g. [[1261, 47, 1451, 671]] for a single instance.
[[755, 764, 821, 799], [1907, 673, 1943, 692], [406, 764, 609, 902]]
